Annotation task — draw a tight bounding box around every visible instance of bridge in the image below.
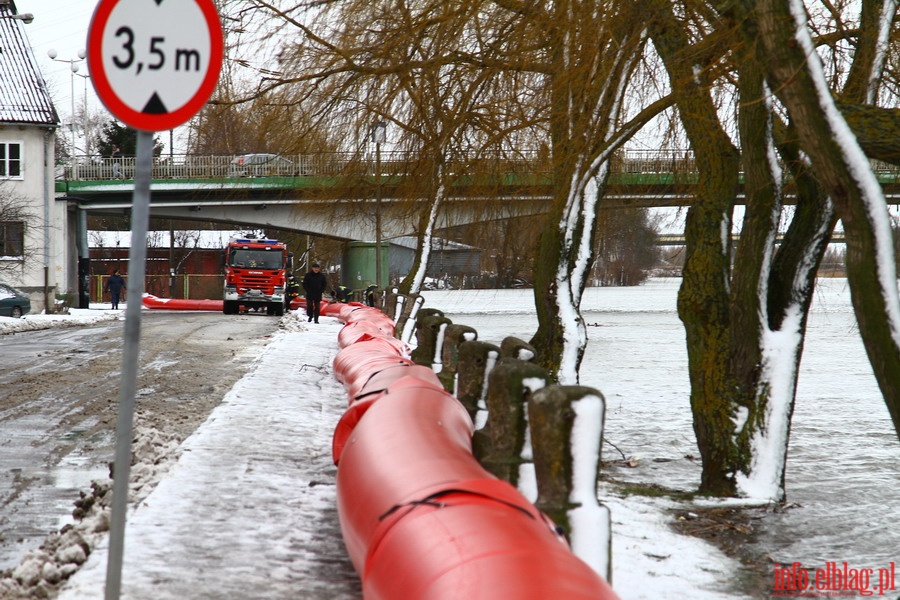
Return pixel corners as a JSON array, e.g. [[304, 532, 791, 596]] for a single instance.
[[58, 150, 900, 240]]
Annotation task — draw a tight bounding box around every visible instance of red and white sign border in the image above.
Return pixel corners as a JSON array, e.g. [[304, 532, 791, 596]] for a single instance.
[[87, 0, 224, 131]]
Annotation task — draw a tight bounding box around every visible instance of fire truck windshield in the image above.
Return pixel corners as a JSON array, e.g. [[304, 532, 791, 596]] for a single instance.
[[229, 249, 284, 269]]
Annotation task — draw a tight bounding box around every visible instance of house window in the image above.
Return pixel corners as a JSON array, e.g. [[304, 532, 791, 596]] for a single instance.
[[0, 221, 24, 257], [0, 142, 22, 178]]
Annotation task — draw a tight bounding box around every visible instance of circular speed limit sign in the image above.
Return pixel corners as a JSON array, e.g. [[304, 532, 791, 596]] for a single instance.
[[88, 0, 224, 131]]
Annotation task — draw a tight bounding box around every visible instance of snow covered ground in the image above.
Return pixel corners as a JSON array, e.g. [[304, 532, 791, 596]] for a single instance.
[[0, 305, 122, 335], [5, 278, 896, 598], [425, 277, 900, 599]]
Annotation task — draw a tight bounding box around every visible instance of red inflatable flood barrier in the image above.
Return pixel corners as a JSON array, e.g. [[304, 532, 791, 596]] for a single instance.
[[141, 294, 314, 312], [329, 305, 618, 599], [142, 294, 224, 311]]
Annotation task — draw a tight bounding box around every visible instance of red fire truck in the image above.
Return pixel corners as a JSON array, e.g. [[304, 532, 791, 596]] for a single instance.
[[222, 237, 292, 316]]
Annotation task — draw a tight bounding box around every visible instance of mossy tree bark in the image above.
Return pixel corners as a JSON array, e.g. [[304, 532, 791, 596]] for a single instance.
[[649, 0, 743, 496], [742, 0, 900, 441], [527, 0, 654, 383], [647, 0, 837, 498]]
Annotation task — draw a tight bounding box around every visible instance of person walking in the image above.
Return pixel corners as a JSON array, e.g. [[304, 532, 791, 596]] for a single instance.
[[302, 263, 328, 323], [105, 269, 126, 309], [111, 146, 123, 179]]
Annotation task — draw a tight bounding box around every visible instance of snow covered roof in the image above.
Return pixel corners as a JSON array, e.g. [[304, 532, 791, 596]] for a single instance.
[[0, 1, 58, 126], [390, 236, 479, 251]]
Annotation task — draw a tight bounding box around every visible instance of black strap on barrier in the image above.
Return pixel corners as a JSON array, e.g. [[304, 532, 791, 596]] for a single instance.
[[353, 388, 389, 401], [378, 488, 537, 522], [351, 362, 412, 402]]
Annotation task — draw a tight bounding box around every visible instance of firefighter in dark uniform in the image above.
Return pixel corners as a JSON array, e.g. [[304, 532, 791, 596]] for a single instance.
[[285, 273, 301, 311], [334, 285, 350, 303]]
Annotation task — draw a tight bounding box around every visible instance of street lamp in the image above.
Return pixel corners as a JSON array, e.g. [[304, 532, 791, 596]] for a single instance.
[[48, 48, 86, 168], [371, 121, 387, 288], [1, 12, 33, 22], [0, 0, 33, 23]]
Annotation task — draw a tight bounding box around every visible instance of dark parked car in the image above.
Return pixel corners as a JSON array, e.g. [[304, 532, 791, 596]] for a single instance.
[[0, 283, 30, 318]]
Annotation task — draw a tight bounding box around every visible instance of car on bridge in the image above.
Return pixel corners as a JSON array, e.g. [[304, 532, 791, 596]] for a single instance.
[[0, 283, 30, 318], [229, 153, 298, 177]]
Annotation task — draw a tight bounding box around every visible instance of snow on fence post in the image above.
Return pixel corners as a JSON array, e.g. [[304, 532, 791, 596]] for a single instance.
[[529, 385, 612, 582], [437, 323, 478, 391], [476, 357, 548, 492], [500, 336, 537, 361], [455, 340, 500, 424], [409, 312, 450, 368]]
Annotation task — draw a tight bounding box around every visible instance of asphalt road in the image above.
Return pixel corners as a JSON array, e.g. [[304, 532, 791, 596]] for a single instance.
[[0, 311, 280, 572]]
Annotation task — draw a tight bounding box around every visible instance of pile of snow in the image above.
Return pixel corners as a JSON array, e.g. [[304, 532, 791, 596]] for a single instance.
[[0, 426, 182, 598], [0, 307, 123, 335]]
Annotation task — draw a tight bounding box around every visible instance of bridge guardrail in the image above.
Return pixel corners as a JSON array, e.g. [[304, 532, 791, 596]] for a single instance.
[[58, 150, 900, 182]]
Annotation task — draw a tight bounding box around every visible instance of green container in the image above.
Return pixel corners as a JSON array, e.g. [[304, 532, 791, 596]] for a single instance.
[[343, 241, 390, 289]]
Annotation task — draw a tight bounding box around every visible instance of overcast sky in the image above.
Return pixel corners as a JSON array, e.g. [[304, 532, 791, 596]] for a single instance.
[[15, 1, 197, 153], [17, 1, 96, 118]]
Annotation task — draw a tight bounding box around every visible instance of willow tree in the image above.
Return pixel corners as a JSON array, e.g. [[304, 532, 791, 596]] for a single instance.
[[469, 0, 660, 383], [216, 0, 672, 381], [235, 0, 547, 294], [737, 0, 900, 460], [380, 2, 522, 294], [646, 0, 900, 498]]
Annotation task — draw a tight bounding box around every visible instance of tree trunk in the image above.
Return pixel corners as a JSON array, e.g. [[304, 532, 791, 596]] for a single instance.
[[528, 0, 647, 383], [649, 0, 743, 496], [531, 167, 600, 384], [398, 162, 445, 294], [728, 42, 837, 499], [748, 0, 900, 441]]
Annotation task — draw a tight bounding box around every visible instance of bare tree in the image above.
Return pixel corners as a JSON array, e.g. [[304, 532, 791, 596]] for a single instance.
[[179, 0, 900, 503], [0, 187, 38, 279]]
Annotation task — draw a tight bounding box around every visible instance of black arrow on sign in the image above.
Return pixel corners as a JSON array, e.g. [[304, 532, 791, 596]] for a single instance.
[[142, 93, 168, 115]]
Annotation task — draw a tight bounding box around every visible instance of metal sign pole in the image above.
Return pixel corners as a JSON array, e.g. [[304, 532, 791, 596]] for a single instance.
[[105, 131, 153, 600]]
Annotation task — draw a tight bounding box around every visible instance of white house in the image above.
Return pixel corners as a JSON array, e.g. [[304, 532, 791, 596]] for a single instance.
[[0, 0, 64, 313]]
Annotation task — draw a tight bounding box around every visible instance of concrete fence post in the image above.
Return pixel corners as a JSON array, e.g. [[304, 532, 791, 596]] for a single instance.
[[367, 286, 385, 310], [381, 287, 400, 318], [394, 293, 423, 343], [437, 324, 478, 391], [455, 340, 500, 424], [500, 336, 537, 362], [410, 314, 452, 368], [416, 307, 445, 322], [528, 385, 612, 583], [475, 358, 548, 492]]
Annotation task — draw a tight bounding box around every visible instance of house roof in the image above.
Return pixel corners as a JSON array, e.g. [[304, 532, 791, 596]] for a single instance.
[[391, 236, 480, 252], [0, 1, 58, 126]]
